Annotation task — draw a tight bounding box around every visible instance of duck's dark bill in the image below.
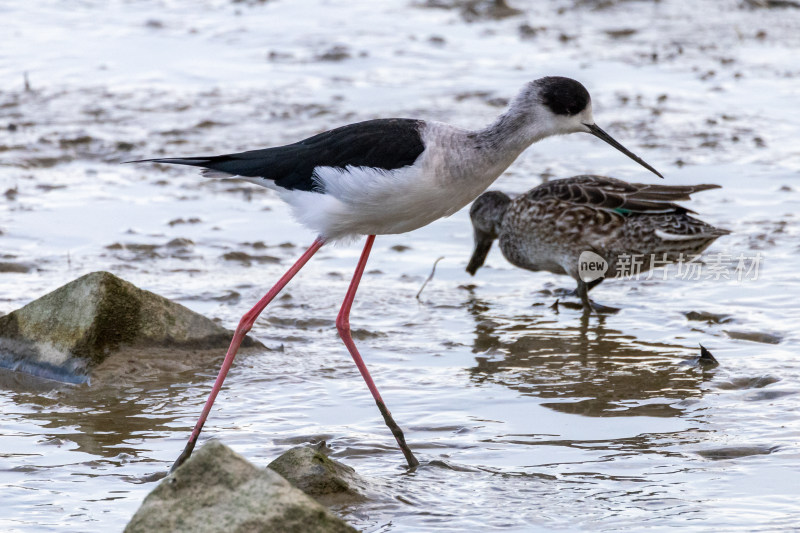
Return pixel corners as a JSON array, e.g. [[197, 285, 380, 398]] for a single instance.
[[585, 123, 664, 179], [466, 229, 494, 276]]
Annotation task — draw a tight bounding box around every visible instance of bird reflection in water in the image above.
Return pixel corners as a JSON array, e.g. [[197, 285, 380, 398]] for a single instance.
[[462, 288, 716, 419]]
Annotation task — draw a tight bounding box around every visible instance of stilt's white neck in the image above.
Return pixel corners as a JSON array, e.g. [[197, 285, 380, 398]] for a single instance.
[[472, 105, 553, 157]]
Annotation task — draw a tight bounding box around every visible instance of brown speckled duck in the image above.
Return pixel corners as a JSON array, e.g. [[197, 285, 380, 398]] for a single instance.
[[467, 175, 729, 312]]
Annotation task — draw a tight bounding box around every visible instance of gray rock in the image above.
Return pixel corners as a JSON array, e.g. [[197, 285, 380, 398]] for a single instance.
[[125, 441, 355, 533], [0, 271, 261, 382], [268, 443, 369, 505]]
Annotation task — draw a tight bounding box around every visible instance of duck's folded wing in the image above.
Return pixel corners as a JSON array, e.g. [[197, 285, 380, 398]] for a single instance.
[[530, 175, 720, 215]]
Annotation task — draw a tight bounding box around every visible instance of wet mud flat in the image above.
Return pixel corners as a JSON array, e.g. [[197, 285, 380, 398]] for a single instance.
[[2, 0, 800, 531]]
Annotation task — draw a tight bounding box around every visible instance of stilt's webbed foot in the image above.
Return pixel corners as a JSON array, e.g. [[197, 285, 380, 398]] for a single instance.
[[170, 439, 197, 473], [376, 400, 419, 468]]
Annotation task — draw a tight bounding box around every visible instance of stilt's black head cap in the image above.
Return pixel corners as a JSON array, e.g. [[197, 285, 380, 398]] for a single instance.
[[538, 77, 591, 116]]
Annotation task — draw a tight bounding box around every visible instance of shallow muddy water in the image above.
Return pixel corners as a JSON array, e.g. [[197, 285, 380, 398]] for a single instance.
[[2, 0, 799, 531]]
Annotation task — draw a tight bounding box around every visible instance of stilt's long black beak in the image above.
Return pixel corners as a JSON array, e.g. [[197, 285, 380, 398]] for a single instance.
[[466, 230, 494, 276], [584, 123, 664, 179]]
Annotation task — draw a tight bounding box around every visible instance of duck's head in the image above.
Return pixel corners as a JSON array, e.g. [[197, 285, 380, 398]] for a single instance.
[[466, 190, 512, 276]]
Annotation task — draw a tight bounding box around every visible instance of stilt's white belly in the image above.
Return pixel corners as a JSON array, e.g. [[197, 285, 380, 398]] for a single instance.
[[280, 163, 478, 240]]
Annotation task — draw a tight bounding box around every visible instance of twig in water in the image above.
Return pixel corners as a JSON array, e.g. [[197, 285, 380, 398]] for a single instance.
[[416, 256, 445, 300]]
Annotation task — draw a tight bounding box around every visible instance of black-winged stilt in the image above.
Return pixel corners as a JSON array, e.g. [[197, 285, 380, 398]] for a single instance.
[[134, 76, 663, 470], [467, 175, 728, 312]]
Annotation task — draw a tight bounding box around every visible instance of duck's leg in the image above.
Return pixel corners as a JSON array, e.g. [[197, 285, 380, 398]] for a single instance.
[[559, 277, 604, 298], [576, 279, 619, 314], [586, 278, 604, 292], [336, 235, 419, 468]]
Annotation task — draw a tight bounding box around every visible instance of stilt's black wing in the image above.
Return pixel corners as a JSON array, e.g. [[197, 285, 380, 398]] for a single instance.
[[130, 118, 425, 192]]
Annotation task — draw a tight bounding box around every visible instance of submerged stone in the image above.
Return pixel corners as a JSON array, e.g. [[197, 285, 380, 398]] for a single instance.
[[125, 441, 355, 533], [724, 329, 783, 344], [0, 271, 261, 382], [683, 310, 733, 324], [268, 443, 370, 505], [696, 445, 779, 460]]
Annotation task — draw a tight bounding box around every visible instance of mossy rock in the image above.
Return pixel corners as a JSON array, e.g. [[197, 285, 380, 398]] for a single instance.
[[0, 271, 261, 382], [125, 441, 355, 533], [268, 444, 369, 505]]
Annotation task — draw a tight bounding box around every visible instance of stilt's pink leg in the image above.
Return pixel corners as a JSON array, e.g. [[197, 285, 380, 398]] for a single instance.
[[171, 237, 326, 473], [336, 235, 419, 467]]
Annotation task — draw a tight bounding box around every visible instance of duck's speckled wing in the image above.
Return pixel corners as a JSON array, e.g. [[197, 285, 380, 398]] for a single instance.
[[527, 175, 721, 215], [502, 175, 728, 265]]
